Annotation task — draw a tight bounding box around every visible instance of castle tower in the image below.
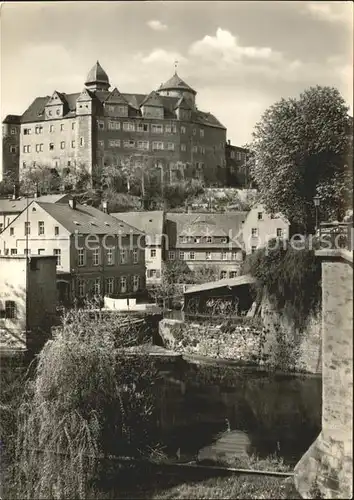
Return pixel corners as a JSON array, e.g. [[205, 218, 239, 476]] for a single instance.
[[84, 61, 110, 92], [156, 71, 197, 109]]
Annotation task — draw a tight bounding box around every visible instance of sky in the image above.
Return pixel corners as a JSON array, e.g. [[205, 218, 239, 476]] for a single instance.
[[0, 1, 353, 145]]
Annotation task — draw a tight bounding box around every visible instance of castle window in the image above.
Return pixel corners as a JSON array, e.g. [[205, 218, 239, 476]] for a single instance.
[[98, 140, 104, 147], [50, 125, 54, 133], [23, 128, 31, 135], [151, 124, 163, 134], [48, 110, 52, 116], [167, 143, 174, 151], [60, 124, 64, 131], [22, 161, 26, 168], [98, 121, 105, 130], [181, 144, 186, 152], [193, 129, 196, 135], [36, 144, 44, 152], [165, 125, 172, 133], [200, 146, 205, 154], [152, 141, 164, 151], [137, 141, 149, 150], [5, 301, 16, 320], [192, 145, 198, 153], [123, 140, 135, 149], [200, 129, 204, 138], [35, 126, 43, 134], [23, 145, 31, 153], [109, 139, 121, 148], [80, 137, 84, 146], [236, 152, 242, 161], [11, 127, 16, 135], [137, 123, 149, 132], [230, 151, 235, 159], [10, 227, 14, 236], [60, 141, 65, 149], [56, 109, 61, 116], [49, 143, 54, 150], [71, 140, 76, 148], [9, 146, 17, 153], [72, 122, 75, 130], [108, 121, 120, 130], [181, 126, 186, 134], [123, 122, 135, 132]]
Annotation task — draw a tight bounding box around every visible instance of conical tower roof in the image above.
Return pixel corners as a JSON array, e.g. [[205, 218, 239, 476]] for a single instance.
[[158, 72, 196, 95], [85, 61, 110, 90]]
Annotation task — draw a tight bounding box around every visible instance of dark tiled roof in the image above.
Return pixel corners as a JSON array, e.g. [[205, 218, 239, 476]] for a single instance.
[[111, 211, 164, 244], [37, 201, 143, 236], [184, 274, 256, 295], [158, 72, 196, 95], [0, 194, 71, 214], [2, 114, 21, 124], [166, 212, 248, 247], [105, 88, 129, 105], [20, 92, 225, 129], [141, 91, 164, 108], [85, 61, 110, 86]]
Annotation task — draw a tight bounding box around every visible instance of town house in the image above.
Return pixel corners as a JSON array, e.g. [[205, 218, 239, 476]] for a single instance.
[[0, 198, 146, 303]]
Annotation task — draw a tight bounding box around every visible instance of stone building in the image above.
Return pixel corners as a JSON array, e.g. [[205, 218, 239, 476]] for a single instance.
[[166, 212, 247, 278], [2, 115, 21, 182], [0, 197, 146, 303], [0, 255, 57, 351], [111, 210, 165, 287], [225, 141, 252, 188], [242, 203, 290, 254], [3, 61, 226, 185], [0, 193, 72, 233]]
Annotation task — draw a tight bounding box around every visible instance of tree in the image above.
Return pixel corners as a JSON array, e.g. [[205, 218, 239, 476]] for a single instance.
[[0, 172, 16, 196], [249, 86, 352, 232], [20, 164, 61, 195], [14, 308, 160, 500]]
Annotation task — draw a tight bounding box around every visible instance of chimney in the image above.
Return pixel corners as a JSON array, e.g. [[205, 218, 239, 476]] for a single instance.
[[68, 197, 77, 210], [228, 139, 231, 145], [102, 200, 108, 214], [12, 184, 16, 200]]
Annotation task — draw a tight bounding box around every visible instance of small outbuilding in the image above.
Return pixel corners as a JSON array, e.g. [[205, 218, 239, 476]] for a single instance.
[[183, 274, 256, 318]]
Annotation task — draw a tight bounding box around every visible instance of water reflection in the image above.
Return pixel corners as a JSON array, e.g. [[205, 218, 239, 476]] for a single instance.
[[156, 361, 321, 466]]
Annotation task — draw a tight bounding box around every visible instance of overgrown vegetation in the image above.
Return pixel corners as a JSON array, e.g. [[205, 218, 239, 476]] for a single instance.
[[7, 309, 162, 500], [242, 239, 322, 331], [248, 85, 353, 231]]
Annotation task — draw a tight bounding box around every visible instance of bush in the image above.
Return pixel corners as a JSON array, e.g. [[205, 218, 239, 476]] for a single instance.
[[242, 240, 321, 331], [12, 310, 161, 500]]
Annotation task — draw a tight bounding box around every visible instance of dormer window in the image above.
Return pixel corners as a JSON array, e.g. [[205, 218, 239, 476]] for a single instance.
[[56, 109, 60, 116]]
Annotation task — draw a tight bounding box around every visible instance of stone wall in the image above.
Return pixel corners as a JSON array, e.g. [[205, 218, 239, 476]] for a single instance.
[[294, 250, 353, 499], [159, 312, 321, 374]]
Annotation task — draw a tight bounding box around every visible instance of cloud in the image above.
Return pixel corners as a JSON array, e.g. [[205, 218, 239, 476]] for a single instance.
[[189, 28, 281, 63], [141, 49, 186, 66], [147, 19, 168, 31], [304, 2, 353, 26]]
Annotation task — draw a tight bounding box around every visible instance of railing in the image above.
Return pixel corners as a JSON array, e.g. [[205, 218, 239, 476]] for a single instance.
[[319, 221, 353, 252]]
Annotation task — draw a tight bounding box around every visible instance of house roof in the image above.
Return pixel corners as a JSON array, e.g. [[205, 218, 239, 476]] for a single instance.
[[184, 274, 256, 295], [2, 114, 21, 124], [0, 194, 71, 214], [111, 211, 164, 244], [37, 201, 143, 236], [166, 212, 248, 246], [20, 92, 225, 129], [158, 72, 197, 95], [141, 91, 164, 108]]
